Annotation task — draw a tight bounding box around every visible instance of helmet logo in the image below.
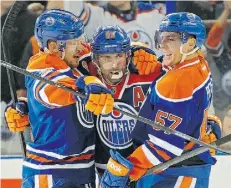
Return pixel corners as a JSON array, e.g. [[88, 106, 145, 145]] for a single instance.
[[45, 17, 55, 26], [187, 13, 196, 20], [105, 31, 115, 39], [131, 31, 140, 41]]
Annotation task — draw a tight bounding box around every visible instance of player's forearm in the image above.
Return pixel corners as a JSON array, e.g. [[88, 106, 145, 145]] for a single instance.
[[41, 77, 77, 106]]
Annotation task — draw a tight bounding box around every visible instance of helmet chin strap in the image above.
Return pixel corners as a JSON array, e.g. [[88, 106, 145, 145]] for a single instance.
[[44, 47, 51, 54], [180, 44, 199, 63], [61, 50, 65, 60]]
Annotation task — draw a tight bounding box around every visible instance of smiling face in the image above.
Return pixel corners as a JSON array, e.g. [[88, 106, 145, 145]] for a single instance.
[[159, 32, 183, 67], [96, 53, 127, 85]]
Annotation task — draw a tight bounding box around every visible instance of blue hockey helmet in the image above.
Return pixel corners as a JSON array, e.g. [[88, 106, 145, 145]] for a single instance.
[[159, 12, 206, 48], [91, 25, 131, 54], [35, 9, 84, 50]]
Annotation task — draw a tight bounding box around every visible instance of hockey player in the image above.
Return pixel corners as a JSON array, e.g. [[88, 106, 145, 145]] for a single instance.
[[63, 0, 165, 55], [101, 12, 221, 188], [89, 25, 161, 177], [5, 9, 115, 187]]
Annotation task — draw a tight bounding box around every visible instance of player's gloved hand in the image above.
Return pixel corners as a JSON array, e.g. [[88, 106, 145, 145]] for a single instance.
[[131, 45, 160, 75], [4, 97, 29, 132], [76, 76, 114, 115], [101, 149, 134, 188], [204, 115, 222, 155]]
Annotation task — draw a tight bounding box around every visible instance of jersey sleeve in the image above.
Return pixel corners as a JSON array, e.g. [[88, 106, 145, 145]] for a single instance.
[[26, 68, 77, 108]]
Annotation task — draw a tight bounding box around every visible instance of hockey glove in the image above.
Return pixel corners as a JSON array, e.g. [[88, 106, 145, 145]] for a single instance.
[[131, 45, 160, 75], [205, 115, 222, 155], [101, 149, 134, 188], [4, 97, 29, 132], [76, 76, 114, 115]]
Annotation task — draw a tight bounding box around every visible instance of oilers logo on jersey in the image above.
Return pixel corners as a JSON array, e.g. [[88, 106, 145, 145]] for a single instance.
[[96, 102, 138, 149], [76, 102, 94, 128], [127, 29, 153, 49]]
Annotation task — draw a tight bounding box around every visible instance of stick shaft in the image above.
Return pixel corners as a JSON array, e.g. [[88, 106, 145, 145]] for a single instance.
[[1, 60, 230, 155]]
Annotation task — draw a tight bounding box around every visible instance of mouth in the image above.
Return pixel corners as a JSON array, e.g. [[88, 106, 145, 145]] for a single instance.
[[163, 53, 172, 60], [110, 71, 123, 80]]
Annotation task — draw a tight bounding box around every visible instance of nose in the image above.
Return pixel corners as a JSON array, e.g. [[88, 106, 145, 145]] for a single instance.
[[160, 42, 167, 50], [112, 60, 120, 69]]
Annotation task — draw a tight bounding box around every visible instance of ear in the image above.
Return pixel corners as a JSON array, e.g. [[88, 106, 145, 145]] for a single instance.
[[187, 37, 196, 50], [47, 41, 59, 53]]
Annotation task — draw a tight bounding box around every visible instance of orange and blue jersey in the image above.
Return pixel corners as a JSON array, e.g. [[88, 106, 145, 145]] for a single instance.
[[130, 53, 216, 182], [24, 52, 95, 184]]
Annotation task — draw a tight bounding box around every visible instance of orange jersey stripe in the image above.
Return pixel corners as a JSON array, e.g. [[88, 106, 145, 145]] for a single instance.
[[81, 5, 89, 23], [27, 152, 93, 163], [39, 175, 49, 188], [147, 141, 171, 161], [179, 176, 193, 188], [200, 109, 209, 139]]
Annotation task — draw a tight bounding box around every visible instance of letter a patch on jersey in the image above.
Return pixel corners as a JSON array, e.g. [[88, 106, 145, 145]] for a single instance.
[[133, 86, 145, 107]]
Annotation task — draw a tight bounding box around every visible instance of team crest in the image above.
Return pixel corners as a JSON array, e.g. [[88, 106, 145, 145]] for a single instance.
[[96, 102, 138, 149], [76, 102, 94, 128], [127, 29, 153, 49], [45, 17, 55, 26]]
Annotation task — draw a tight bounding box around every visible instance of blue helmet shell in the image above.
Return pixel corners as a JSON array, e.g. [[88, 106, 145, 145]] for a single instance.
[[35, 9, 84, 49], [91, 25, 130, 54], [159, 12, 206, 47]]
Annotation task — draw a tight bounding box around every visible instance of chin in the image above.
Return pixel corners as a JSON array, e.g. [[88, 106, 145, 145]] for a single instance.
[[163, 60, 173, 67]]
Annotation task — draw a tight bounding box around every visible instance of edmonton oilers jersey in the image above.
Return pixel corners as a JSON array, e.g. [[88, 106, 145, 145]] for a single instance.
[[24, 52, 96, 184], [129, 54, 216, 171], [94, 71, 160, 172]]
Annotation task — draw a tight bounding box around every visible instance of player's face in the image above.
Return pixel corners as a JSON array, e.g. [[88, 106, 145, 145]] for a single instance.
[[159, 32, 183, 67], [64, 35, 88, 68], [97, 53, 127, 85]]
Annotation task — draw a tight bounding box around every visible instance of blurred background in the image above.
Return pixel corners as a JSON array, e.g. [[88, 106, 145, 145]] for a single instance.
[[1, 0, 231, 156]]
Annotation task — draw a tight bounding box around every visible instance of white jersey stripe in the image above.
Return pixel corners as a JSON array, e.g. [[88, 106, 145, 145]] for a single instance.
[[142, 144, 161, 166], [148, 134, 183, 156], [23, 160, 94, 170]]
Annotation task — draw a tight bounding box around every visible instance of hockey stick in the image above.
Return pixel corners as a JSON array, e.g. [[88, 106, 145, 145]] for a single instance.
[[1, 60, 231, 155], [144, 134, 231, 176], [1, 1, 27, 158]]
